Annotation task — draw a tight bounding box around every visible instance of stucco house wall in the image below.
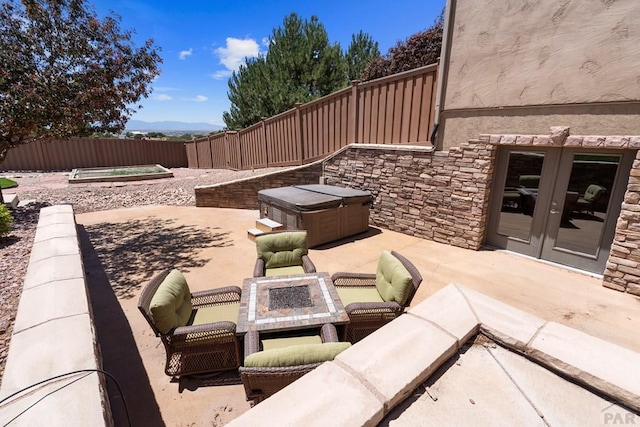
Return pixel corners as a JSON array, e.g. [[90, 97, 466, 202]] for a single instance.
[[438, 0, 640, 149]]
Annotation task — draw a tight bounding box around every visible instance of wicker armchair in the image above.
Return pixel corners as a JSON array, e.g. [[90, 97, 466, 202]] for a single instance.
[[138, 269, 242, 379], [239, 324, 349, 404], [253, 231, 316, 277], [332, 250, 423, 343], [574, 184, 606, 215]]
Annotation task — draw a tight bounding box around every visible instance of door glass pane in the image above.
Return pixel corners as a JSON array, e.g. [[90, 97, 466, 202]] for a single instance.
[[497, 151, 545, 242], [555, 154, 620, 255]]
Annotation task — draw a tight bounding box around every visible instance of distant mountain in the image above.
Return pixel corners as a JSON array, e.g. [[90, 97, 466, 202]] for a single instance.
[[125, 120, 224, 132]]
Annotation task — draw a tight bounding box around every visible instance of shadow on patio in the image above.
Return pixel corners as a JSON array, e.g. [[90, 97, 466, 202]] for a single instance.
[[74, 205, 640, 425]]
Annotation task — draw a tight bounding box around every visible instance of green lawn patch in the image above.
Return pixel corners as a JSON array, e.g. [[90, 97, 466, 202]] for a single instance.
[[0, 177, 18, 189], [69, 164, 173, 183]]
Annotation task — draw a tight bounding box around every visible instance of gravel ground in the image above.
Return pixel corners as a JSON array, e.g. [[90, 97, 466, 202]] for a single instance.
[[0, 167, 284, 380]]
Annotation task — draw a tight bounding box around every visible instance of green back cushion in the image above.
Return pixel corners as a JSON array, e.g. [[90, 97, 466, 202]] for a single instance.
[[336, 286, 385, 307], [149, 269, 193, 334], [191, 303, 240, 326], [375, 251, 413, 305], [244, 342, 351, 368], [256, 231, 308, 269], [584, 185, 604, 202], [519, 175, 540, 189]]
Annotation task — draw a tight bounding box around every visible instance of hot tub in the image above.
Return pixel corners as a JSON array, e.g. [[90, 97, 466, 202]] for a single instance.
[[258, 185, 373, 247]]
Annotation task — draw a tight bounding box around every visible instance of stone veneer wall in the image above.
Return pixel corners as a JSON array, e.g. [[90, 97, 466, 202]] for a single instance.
[[323, 129, 640, 296], [323, 142, 496, 250], [194, 162, 323, 209], [603, 150, 640, 296]]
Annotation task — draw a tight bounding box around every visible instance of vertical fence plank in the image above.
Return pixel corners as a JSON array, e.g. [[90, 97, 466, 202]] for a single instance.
[[374, 85, 389, 144], [401, 77, 414, 143], [419, 71, 436, 142], [362, 87, 371, 143], [392, 79, 404, 144], [295, 103, 304, 165], [350, 81, 359, 144]]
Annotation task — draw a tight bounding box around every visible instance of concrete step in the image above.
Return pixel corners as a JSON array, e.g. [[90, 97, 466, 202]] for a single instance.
[[17, 199, 37, 208], [247, 228, 264, 241], [2, 193, 19, 209], [256, 218, 284, 233]]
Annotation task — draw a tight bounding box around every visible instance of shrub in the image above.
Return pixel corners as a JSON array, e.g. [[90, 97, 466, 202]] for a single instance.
[[361, 11, 444, 81], [0, 204, 13, 237]]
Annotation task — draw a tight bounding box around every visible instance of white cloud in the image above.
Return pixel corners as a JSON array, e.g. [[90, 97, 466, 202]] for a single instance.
[[210, 70, 233, 80], [212, 37, 261, 79], [190, 95, 208, 102], [153, 94, 173, 101], [179, 48, 193, 60], [261, 37, 271, 47]]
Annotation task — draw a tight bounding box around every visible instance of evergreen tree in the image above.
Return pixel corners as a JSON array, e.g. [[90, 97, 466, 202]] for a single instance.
[[223, 13, 347, 130], [223, 56, 273, 130], [345, 30, 380, 81]]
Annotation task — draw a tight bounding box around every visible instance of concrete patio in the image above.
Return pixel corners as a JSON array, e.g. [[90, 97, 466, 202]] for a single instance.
[[73, 205, 640, 425]]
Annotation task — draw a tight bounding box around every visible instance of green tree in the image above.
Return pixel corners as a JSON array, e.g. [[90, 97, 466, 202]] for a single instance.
[[362, 12, 443, 81], [345, 30, 380, 81], [223, 13, 347, 130], [223, 56, 274, 130], [0, 0, 161, 164]]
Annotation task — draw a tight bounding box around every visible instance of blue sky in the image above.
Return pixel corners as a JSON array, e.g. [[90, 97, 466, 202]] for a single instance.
[[90, 0, 445, 126]]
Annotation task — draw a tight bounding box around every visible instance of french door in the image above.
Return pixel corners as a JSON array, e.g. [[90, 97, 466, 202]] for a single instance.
[[486, 147, 635, 273]]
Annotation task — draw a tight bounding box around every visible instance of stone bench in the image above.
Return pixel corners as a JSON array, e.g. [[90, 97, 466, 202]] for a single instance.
[[229, 284, 640, 426], [0, 205, 111, 425]]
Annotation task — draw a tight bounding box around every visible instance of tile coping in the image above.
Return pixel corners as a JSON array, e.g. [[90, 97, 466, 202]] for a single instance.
[[229, 283, 640, 426], [237, 272, 349, 334]]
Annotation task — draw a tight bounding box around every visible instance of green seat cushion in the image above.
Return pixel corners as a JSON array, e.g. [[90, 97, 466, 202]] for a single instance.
[[375, 251, 413, 305], [150, 269, 193, 334], [336, 286, 385, 307], [256, 231, 308, 269], [261, 335, 322, 351], [265, 265, 306, 277], [190, 302, 240, 326], [244, 342, 351, 368]]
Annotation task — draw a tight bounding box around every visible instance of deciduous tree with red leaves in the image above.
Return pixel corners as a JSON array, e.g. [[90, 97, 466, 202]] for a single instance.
[[0, 0, 161, 182], [361, 12, 443, 81]]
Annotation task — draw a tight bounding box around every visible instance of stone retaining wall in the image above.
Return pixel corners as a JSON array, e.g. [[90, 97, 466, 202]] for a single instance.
[[603, 150, 640, 296], [194, 132, 640, 296], [323, 143, 495, 250], [0, 205, 111, 426], [195, 163, 323, 209]]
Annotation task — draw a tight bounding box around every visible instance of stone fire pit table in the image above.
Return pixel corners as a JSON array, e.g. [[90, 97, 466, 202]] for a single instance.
[[236, 272, 349, 335]]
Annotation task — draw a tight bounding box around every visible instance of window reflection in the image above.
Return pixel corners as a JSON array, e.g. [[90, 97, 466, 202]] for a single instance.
[[555, 154, 619, 255], [497, 152, 545, 242]]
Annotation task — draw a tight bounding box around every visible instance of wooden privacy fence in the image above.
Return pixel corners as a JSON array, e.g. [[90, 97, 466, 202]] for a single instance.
[[186, 63, 438, 170], [0, 137, 188, 171]]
